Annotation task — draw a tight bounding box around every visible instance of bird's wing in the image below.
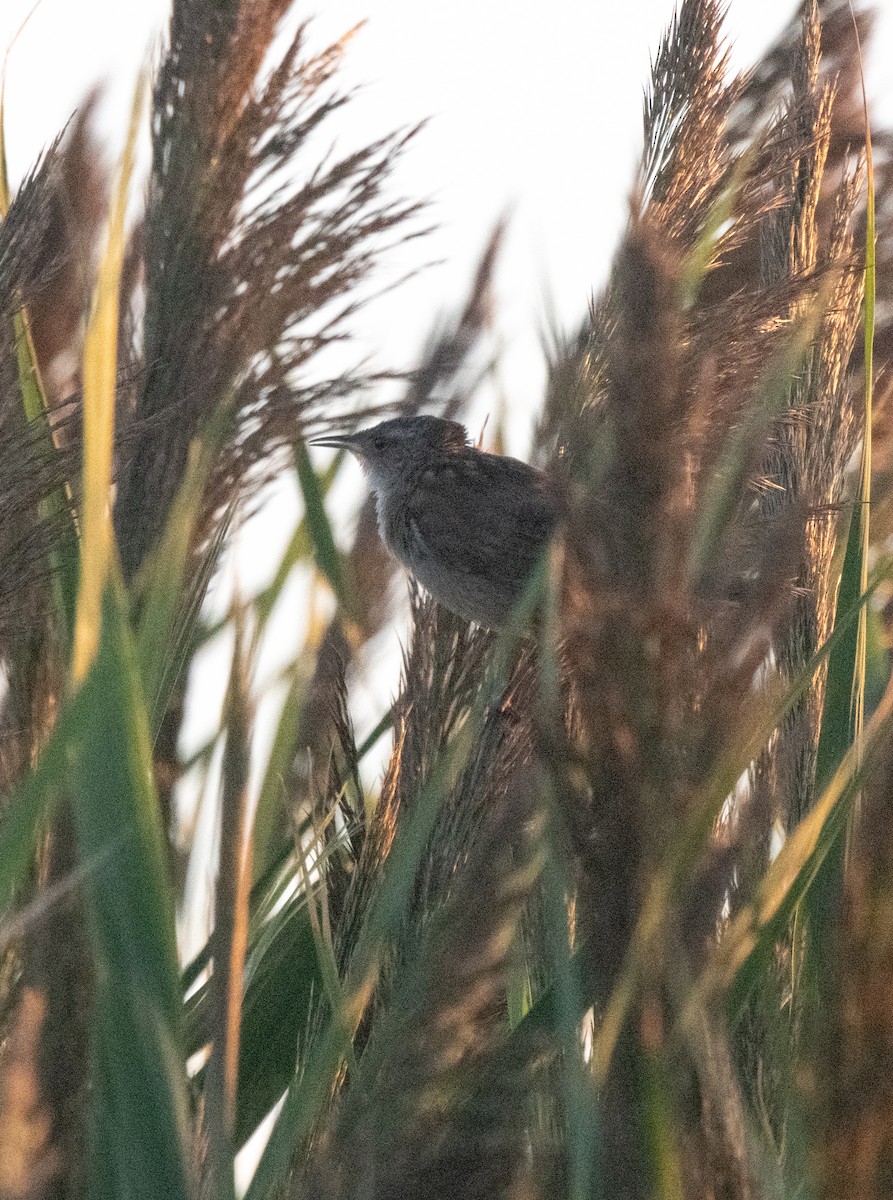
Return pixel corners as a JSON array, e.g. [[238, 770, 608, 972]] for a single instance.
[[406, 455, 556, 581]]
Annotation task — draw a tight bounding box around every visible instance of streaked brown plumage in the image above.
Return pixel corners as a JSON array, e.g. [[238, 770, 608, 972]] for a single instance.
[[311, 416, 556, 629]]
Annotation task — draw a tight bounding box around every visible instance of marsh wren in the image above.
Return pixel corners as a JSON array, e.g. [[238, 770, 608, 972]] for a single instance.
[[310, 416, 557, 629]]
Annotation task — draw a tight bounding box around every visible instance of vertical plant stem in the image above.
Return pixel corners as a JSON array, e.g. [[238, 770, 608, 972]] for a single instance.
[[206, 615, 254, 1200]]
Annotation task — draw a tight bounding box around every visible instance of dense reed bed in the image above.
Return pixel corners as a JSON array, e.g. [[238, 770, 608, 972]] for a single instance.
[[0, 1, 891, 1197]]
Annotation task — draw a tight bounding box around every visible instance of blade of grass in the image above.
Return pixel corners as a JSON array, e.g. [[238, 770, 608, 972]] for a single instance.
[[541, 788, 600, 1200], [355, 708, 394, 763], [73, 579, 193, 1200], [854, 5, 875, 759], [799, 492, 870, 1029], [294, 440, 353, 618], [183, 841, 325, 1151], [689, 667, 893, 1029], [641, 1051, 685, 1200], [233, 902, 318, 1148], [183, 849, 294, 1012], [296, 829, 358, 1076], [72, 77, 144, 684], [251, 664, 313, 883], [135, 403, 231, 732], [256, 451, 345, 630], [205, 611, 254, 1200], [245, 748, 456, 1200], [195, 453, 345, 651], [537, 541, 599, 1200], [57, 77, 194, 1199], [677, 148, 755, 308]]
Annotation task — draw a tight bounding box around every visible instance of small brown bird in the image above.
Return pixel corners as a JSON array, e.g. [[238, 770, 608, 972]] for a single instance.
[[310, 415, 557, 629]]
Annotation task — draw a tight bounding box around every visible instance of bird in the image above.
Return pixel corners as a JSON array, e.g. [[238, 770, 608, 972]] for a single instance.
[[310, 415, 557, 629]]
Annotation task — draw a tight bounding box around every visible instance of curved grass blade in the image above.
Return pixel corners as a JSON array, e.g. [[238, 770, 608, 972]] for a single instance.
[[135, 403, 232, 733], [294, 440, 353, 618], [541, 792, 600, 1200], [183, 845, 323, 1152], [677, 148, 755, 308], [72, 78, 144, 684], [232, 900, 318, 1149], [691, 669, 893, 1029], [537, 543, 599, 1199], [251, 664, 312, 884], [195, 453, 344, 650], [255, 451, 345, 631], [73, 580, 193, 1200], [205, 613, 254, 1200]]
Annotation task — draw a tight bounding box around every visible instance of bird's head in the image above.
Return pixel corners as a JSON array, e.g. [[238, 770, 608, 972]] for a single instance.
[[310, 415, 469, 495]]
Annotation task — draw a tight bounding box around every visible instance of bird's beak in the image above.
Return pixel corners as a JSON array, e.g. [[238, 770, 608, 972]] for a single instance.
[[308, 432, 363, 452]]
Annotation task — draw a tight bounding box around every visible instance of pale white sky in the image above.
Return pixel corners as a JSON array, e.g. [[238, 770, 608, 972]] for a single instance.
[[4, 1, 891, 442], [1, 0, 816, 419]]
